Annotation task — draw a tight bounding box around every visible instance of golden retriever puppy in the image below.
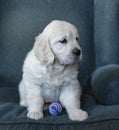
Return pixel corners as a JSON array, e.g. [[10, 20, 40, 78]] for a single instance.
[[19, 20, 88, 121]]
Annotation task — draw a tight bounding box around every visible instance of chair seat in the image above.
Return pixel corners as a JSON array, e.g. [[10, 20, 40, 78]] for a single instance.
[[0, 88, 119, 130]]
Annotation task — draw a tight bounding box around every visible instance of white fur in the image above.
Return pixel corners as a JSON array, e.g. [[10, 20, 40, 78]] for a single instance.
[[19, 20, 88, 121]]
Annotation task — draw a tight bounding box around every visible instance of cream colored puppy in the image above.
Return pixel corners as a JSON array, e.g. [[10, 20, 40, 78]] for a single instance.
[[19, 20, 88, 121]]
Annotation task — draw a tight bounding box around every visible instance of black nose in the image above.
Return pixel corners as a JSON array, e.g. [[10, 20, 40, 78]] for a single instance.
[[72, 47, 81, 56]]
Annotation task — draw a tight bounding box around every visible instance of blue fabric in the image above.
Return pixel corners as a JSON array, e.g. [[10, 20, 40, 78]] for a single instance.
[[91, 64, 119, 105], [0, 88, 119, 130], [94, 0, 119, 67]]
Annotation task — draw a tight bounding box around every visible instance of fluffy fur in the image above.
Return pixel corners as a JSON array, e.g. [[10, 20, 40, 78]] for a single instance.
[[19, 20, 88, 121]]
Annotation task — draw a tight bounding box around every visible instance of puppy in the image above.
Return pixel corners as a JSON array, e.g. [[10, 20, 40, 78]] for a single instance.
[[19, 20, 88, 121]]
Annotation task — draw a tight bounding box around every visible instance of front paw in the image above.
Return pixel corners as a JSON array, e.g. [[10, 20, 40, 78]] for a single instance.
[[27, 111, 44, 120], [68, 109, 88, 121], [20, 100, 27, 107]]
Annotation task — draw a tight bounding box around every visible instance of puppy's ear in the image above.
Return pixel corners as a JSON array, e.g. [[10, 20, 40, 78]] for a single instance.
[[34, 34, 54, 65]]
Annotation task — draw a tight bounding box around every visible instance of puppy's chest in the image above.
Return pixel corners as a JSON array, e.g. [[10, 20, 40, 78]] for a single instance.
[[35, 64, 76, 88], [35, 65, 77, 101], [42, 70, 65, 88], [37, 64, 68, 88], [41, 73, 63, 101]]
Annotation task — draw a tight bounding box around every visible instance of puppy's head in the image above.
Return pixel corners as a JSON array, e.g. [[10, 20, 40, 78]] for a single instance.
[[34, 20, 82, 65]]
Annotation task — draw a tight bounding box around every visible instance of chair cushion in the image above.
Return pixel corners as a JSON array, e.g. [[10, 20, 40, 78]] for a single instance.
[[0, 87, 119, 130], [91, 64, 119, 105]]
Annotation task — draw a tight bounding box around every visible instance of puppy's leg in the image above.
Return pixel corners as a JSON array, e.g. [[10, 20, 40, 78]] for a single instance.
[[59, 84, 88, 121], [24, 82, 44, 120], [19, 80, 27, 107]]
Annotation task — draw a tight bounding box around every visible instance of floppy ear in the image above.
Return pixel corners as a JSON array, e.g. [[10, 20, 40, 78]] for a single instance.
[[34, 34, 54, 65]]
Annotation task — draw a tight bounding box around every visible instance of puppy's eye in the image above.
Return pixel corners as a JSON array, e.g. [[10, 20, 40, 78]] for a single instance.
[[76, 37, 79, 42], [59, 39, 67, 44]]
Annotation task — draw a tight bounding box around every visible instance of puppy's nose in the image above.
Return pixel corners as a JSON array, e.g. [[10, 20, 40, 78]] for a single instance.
[[72, 47, 81, 56]]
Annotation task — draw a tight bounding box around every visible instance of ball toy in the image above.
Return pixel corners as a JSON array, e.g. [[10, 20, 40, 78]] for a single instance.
[[49, 102, 62, 116], [44, 102, 52, 110]]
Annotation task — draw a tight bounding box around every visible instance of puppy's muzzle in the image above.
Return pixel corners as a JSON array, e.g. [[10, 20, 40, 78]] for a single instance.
[[72, 47, 81, 56]]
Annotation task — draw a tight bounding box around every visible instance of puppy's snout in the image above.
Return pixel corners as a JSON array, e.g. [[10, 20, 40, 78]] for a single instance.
[[72, 47, 81, 56]]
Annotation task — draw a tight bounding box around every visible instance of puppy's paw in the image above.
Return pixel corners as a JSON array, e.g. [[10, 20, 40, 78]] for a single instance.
[[20, 100, 27, 107], [68, 109, 88, 121], [27, 111, 43, 120]]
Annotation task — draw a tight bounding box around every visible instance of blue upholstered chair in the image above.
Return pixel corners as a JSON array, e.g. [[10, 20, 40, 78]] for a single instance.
[[0, 0, 119, 129]]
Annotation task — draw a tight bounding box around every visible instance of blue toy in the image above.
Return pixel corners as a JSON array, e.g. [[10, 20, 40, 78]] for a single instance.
[[49, 102, 62, 116]]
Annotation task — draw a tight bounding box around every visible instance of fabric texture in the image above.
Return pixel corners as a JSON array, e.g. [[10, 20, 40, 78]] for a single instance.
[[94, 0, 119, 67], [0, 0, 119, 129], [91, 64, 119, 105], [1, 88, 119, 130]]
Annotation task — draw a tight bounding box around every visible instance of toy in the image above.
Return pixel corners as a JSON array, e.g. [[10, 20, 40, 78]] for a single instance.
[[44, 102, 52, 110], [49, 102, 62, 116]]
